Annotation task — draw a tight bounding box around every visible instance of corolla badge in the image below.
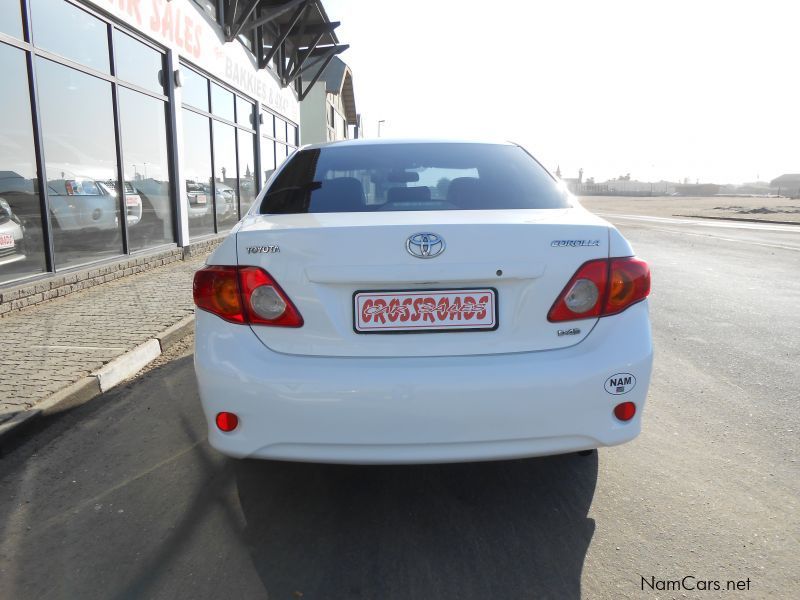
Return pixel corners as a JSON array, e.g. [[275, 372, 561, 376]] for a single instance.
[[551, 240, 601, 247], [406, 233, 445, 259]]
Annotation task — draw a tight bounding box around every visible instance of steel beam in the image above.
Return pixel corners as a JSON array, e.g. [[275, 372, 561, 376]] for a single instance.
[[226, 0, 261, 42], [298, 45, 348, 100], [284, 32, 326, 85], [259, 0, 311, 70]]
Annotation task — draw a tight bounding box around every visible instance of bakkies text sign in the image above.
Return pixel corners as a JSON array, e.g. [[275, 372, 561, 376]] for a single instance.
[[88, 0, 297, 119]]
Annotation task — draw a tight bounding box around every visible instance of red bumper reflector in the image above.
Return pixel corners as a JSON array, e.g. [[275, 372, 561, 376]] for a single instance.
[[215, 412, 239, 432], [613, 402, 636, 421]]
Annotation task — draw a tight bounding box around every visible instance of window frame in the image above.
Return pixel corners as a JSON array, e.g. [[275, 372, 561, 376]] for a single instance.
[[0, 0, 177, 284], [179, 61, 261, 236]]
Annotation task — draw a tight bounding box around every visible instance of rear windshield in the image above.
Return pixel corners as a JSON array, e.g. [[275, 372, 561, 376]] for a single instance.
[[258, 143, 569, 214]]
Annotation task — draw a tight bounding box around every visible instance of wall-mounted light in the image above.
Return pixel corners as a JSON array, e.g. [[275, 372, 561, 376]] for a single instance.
[[173, 69, 182, 87]]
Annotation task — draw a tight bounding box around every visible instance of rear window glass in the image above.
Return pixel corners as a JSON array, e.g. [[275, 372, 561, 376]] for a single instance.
[[258, 143, 568, 214]]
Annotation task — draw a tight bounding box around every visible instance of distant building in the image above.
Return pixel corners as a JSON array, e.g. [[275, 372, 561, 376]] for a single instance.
[[770, 174, 800, 197], [674, 183, 721, 196], [300, 57, 358, 144]]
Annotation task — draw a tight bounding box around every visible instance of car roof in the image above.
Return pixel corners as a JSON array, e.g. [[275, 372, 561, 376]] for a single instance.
[[299, 138, 519, 151]]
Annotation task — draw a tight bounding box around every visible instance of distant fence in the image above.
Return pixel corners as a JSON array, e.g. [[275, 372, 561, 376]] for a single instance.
[[776, 187, 800, 199], [570, 183, 673, 197], [568, 183, 800, 199]]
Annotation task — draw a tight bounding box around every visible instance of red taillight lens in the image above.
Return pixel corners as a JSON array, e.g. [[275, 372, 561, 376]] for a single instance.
[[548, 257, 650, 322], [215, 411, 239, 432], [239, 266, 304, 327], [193, 266, 303, 327], [193, 266, 245, 323], [547, 259, 608, 322], [613, 402, 636, 421]]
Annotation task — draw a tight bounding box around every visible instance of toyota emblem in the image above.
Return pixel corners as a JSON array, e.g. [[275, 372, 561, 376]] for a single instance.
[[406, 233, 445, 259]]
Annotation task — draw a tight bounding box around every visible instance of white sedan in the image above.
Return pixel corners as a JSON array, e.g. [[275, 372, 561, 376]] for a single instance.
[[193, 139, 652, 464]]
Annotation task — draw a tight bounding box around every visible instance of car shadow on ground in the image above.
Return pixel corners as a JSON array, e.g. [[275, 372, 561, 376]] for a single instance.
[[235, 451, 598, 600]]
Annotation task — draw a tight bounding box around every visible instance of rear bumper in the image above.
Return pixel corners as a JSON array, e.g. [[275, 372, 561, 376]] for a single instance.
[[194, 302, 653, 464]]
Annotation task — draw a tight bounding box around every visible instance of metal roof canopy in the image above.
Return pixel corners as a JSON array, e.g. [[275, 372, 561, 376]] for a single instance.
[[221, 0, 349, 100]]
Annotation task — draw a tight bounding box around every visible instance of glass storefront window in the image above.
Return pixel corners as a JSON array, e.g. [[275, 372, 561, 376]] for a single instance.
[[36, 57, 121, 269], [0, 0, 23, 39], [211, 83, 235, 122], [260, 138, 275, 186], [119, 89, 173, 251], [182, 67, 209, 112], [31, 0, 110, 73], [212, 121, 238, 231], [182, 109, 213, 238], [261, 112, 274, 138], [236, 97, 254, 128], [287, 123, 297, 147], [0, 43, 47, 285], [275, 119, 287, 143], [113, 30, 164, 95], [237, 132, 256, 214]]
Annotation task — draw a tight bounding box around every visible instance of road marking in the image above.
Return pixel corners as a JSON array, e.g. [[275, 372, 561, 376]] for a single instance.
[[595, 212, 800, 233], [646, 227, 800, 252]]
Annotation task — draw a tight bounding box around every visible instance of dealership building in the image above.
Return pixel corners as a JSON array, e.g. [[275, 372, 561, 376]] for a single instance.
[[0, 0, 351, 300]]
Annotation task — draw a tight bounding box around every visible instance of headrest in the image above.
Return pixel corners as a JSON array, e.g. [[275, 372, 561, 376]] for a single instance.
[[310, 177, 366, 212], [446, 177, 487, 209], [386, 186, 431, 205]]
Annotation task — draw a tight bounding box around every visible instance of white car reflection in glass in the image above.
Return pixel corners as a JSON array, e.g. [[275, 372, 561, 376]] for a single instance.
[[0, 197, 26, 267]]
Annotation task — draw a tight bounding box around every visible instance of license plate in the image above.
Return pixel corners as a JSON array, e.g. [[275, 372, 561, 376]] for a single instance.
[[125, 194, 141, 206], [354, 288, 497, 333], [0, 233, 14, 250], [193, 194, 207, 205]]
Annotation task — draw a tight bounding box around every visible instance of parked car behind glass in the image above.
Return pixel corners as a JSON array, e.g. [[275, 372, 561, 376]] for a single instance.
[[0, 198, 26, 267], [47, 178, 120, 232]]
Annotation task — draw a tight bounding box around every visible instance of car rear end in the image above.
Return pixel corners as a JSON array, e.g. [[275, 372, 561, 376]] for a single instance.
[[193, 140, 653, 464]]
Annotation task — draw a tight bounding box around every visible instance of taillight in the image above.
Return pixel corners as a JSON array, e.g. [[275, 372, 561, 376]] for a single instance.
[[193, 266, 245, 323], [193, 265, 303, 327], [548, 257, 650, 322], [604, 257, 650, 317], [238, 266, 303, 327]]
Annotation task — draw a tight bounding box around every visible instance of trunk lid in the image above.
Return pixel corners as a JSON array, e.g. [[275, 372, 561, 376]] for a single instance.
[[236, 208, 609, 357]]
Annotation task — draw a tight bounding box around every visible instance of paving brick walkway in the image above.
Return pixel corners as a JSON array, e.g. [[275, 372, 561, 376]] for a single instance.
[[0, 255, 206, 426]]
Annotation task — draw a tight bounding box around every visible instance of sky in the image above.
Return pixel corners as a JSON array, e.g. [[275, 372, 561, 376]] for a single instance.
[[322, 0, 799, 184]]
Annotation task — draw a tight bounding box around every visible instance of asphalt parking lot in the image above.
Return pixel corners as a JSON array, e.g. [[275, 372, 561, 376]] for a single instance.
[[1, 208, 798, 599]]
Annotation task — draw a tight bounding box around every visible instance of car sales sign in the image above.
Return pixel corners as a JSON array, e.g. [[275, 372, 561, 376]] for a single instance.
[[354, 289, 497, 333]]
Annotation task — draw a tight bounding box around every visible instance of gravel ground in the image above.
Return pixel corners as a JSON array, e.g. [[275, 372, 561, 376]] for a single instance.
[[579, 195, 800, 223]]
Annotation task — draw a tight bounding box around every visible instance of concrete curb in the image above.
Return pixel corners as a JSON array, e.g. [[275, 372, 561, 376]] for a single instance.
[[93, 339, 162, 393], [0, 314, 195, 444], [156, 315, 195, 352], [673, 214, 800, 226]]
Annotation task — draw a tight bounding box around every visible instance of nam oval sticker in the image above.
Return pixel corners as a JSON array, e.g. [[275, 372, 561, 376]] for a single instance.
[[604, 373, 636, 395]]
